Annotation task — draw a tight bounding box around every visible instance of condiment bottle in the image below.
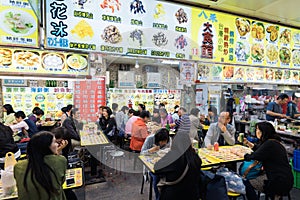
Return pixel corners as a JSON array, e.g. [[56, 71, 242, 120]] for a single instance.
[[214, 142, 219, 151]]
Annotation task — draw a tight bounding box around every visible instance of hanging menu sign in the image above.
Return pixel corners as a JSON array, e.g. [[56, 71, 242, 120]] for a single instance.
[[45, 0, 191, 59], [74, 78, 106, 122], [0, 0, 39, 47], [197, 63, 300, 85], [0, 47, 89, 76], [2, 86, 74, 118], [45, 0, 300, 69]]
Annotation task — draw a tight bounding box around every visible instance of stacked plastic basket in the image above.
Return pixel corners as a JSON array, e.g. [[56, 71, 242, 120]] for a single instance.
[[292, 149, 300, 189]]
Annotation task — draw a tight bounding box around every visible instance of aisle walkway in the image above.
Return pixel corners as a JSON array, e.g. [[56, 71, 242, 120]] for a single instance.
[[75, 171, 300, 200]]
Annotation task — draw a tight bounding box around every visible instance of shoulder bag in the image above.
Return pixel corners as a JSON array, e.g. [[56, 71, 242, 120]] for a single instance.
[[157, 164, 189, 192]]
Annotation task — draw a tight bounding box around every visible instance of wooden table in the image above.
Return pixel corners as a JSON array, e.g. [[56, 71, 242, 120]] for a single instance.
[[80, 130, 109, 146], [277, 130, 300, 139], [139, 145, 251, 173]]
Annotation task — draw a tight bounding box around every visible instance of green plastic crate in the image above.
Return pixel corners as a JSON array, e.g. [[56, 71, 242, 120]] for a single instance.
[[290, 159, 300, 189]]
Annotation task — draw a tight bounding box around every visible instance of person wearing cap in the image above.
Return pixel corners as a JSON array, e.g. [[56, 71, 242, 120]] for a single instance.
[[266, 93, 289, 122], [287, 92, 300, 119], [172, 105, 180, 123], [204, 111, 235, 148]]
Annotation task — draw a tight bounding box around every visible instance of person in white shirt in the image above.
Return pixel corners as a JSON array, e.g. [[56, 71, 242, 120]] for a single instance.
[[10, 111, 29, 135]]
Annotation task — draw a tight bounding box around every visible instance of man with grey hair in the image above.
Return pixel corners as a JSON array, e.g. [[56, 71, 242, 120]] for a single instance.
[[204, 111, 235, 148]]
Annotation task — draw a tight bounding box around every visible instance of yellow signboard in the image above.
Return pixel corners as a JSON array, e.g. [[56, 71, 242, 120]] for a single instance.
[[191, 7, 300, 69], [0, 0, 39, 47]]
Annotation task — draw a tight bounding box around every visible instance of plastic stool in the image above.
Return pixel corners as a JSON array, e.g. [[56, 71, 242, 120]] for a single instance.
[[228, 191, 246, 200], [110, 150, 125, 174]]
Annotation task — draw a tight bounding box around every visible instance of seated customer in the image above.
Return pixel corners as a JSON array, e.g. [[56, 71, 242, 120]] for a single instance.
[[130, 110, 150, 152], [0, 123, 20, 169], [239, 122, 293, 200], [154, 131, 202, 200], [204, 111, 235, 148], [14, 131, 67, 200], [141, 128, 171, 200], [10, 111, 29, 138]]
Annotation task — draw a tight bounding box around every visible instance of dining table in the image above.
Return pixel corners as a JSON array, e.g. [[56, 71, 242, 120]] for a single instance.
[[139, 144, 251, 200]]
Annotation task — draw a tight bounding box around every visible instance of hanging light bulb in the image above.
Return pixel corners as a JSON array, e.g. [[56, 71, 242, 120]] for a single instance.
[[135, 60, 140, 69]]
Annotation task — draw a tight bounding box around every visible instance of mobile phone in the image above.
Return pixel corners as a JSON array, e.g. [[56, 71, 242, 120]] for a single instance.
[[66, 178, 75, 186]]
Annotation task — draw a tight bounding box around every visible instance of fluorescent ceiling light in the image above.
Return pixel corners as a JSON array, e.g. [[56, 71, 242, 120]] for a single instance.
[[161, 60, 180, 65], [135, 60, 140, 68]]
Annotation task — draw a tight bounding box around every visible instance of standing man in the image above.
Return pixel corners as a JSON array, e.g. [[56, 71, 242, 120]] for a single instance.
[[204, 111, 235, 148], [287, 92, 300, 119], [266, 93, 289, 121]]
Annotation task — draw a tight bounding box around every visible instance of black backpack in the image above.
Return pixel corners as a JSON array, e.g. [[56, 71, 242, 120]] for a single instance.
[[24, 119, 39, 138]]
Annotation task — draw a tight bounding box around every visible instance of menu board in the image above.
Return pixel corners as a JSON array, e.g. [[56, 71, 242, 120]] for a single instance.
[[45, 0, 300, 70], [197, 63, 300, 85], [45, 0, 191, 59], [74, 78, 106, 122], [2, 86, 74, 118], [108, 88, 155, 113], [108, 88, 181, 114], [0, 47, 89, 76], [153, 89, 181, 114], [0, 0, 39, 47]]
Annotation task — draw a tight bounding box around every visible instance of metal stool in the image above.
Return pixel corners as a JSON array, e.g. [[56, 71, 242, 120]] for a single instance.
[[258, 191, 291, 200], [110, 150, 125, 174]]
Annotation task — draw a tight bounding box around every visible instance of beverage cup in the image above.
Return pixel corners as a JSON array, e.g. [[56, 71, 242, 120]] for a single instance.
[[238, 133, 244, 143]]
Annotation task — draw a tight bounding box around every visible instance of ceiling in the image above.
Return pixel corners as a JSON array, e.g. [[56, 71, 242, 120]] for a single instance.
[[170, 0, 300, 28]]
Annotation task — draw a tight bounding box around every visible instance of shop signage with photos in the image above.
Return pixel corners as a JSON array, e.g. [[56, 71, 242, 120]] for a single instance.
[[197, 63, 300, 85], [2, 85, 74, 118], [74, 78, 106, 122], [44, 0, 191, 59], [0, 0, 39, 47], [45, 0, 300, 70], [108, 88, 181, 114], [0, 47, 89, 76]]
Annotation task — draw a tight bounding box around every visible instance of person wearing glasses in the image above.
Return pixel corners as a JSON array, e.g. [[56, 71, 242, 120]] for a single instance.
[[204, 111, 235, 148]]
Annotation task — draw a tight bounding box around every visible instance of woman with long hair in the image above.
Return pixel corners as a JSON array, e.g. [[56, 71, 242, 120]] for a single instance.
[[241, 122, 293, 200], [14, 131, 67, 200], [2, 104, 16, 125], [99, 106, 117, 141]]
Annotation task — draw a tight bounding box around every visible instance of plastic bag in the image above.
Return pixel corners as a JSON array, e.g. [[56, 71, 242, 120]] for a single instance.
[[1, 152, 17, 196], [216, 167, 246, 194], [199, 170, 228, 200]]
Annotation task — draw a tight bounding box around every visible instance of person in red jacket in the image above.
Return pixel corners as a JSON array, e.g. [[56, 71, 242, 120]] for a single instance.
[[130, 111, 150, 152]]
